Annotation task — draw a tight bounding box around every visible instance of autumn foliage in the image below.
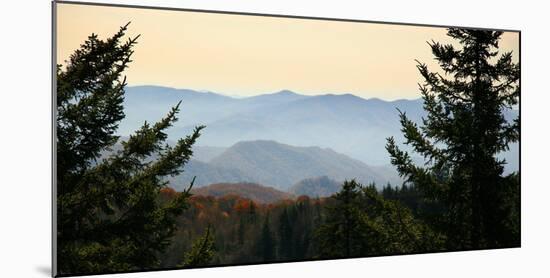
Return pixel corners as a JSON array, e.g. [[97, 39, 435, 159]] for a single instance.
[[157, 186, 323, 266]]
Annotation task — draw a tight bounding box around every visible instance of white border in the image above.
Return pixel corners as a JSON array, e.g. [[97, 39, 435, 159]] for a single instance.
[[2, 0, 549, 277]]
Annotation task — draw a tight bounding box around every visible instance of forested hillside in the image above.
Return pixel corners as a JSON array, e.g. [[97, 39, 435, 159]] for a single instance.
[[191, 183, 295, 204], [289, 176, 342, 197]]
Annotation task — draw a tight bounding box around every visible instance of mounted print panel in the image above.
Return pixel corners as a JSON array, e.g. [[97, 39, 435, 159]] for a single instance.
[[53, 1, 520, 277]]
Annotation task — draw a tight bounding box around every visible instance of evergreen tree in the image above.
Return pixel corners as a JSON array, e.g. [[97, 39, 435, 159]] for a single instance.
[[56, 24, 205, 274], [278, 208, 293, 259], [316, 180, 372, 258], [361, 185, 444, 253], [257, 214, 275, 261], [180, 226, 216, 267], [237, 217, 245, 245], [317, 180, 443, 258], [386, 28, 520, 249], [297, 225, 312, 259], [248, 200, 257, 223]]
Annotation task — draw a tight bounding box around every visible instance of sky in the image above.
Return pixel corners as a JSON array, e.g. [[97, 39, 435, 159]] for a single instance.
[[56, 3, 520, 100]]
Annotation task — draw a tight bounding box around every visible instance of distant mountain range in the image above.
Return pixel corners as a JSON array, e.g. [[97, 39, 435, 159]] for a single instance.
[[169, 140, 401, 191], [118, 86, 425, 166], [119, 85, 519, 171]]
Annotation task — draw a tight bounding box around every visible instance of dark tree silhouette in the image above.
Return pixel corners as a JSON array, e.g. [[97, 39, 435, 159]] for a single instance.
[[316, 180, 372, 258], [316, 180, 440, 258], [278, 208, 294, 259], [180, 226, 216, 267], [386, 28, 520, 250], [56, 24, 205, 274], [237, 217, 246, 245], [257, 214, 275, 261]]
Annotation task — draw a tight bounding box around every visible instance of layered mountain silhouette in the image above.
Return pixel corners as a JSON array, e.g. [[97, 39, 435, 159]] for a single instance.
[[119, 85, 519, 172], [168, 140, 401, 191], [118, 86, 425, 166]]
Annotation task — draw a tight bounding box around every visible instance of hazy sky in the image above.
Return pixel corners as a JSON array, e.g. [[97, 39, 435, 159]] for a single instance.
[[56, 3, 519, 100]]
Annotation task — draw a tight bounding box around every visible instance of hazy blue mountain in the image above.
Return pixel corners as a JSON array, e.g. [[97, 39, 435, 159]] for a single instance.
[[500, 139, 519, 174], [167, 159, 256, 191], [118, 86, 239, 136], [120, 85, 426, 165], [207, 140, 400, 190], [169, 140, 401, 191], [239, 89, 309, 107], [288, 176, 342, 197], [194, 94, 426, 165], [119, 86, 306, 137], [119, 85, 519, 171], [192, 146, 227, 163]]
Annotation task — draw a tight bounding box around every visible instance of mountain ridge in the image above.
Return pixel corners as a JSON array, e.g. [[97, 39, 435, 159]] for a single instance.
[[120, 85, 518, 170], [170, 140, 401, 191]]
